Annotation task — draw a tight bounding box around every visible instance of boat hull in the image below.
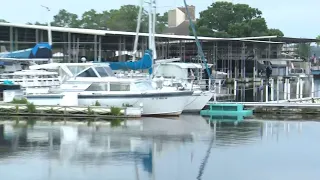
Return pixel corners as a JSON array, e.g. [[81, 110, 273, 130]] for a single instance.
[[78, 91, 192, 116], [183, 91, 214, 112], [26, 91, 193, 116]]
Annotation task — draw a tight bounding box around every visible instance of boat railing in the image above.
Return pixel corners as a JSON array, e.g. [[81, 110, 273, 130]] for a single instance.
[[0, 77, 60, 87]]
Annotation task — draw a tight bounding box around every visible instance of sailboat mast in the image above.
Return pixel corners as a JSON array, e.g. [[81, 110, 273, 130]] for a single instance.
[[132, 0, 144, 62], [152, 0, 157, 60], [148, 0, 153, 50]]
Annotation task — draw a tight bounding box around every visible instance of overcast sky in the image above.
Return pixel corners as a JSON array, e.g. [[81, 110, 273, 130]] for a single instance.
[[1, 0, 319, 38]]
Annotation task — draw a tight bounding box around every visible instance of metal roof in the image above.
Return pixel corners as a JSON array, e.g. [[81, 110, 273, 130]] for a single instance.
[[0, 22, 226, 40], [0, 22, 277, 42], [243, 36, 320, 43], [0, 22, 316, 43]]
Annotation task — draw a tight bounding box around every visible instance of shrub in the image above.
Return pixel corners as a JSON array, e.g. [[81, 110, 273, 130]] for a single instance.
[[110, 107, 122, 116], [26, 102, 36, 113], [95, 101, 101, 106], [11, 98, 28, 104], [87, 106, 94, 115]]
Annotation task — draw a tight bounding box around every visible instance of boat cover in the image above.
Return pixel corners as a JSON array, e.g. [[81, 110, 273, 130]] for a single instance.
[[0, 42, 52, 59], [98, 49, 153, 74]]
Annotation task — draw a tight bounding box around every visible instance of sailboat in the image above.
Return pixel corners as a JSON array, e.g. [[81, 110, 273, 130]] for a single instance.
[[96, 0, 213, 112]]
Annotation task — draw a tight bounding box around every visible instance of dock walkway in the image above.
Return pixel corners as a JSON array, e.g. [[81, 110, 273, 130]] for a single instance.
[[207, 97, 320, 114]]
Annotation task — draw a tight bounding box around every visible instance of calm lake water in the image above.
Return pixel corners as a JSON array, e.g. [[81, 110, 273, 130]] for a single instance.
[[0, 115, 320, 180]]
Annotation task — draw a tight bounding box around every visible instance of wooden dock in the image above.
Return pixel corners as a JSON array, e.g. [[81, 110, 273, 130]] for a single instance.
[[0, 103, 142, 118]]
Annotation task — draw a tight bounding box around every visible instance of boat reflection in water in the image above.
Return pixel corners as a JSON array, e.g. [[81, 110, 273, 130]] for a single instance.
[[0, 115, 317, 180]]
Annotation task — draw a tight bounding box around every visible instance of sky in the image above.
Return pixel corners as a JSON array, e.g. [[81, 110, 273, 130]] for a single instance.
[[1, 0, 319, 38]]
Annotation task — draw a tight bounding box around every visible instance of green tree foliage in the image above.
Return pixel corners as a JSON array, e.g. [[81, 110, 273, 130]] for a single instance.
[[23, 5, 167, 33], [316, 35, 320, 46], [295, 43, 311, 59], [0, 19, 8, 23], [51, 9, 81, 28], [194, 2, 284, 37]]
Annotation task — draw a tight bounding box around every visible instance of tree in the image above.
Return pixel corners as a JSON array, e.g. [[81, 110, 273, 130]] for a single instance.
[[48, 6, 167, 33], [2, 6, 168, 33], [295, 43, 311, 59], [194, 2, 283, 37], [156, 12, 168, 33], [26, 22, 47, 26], [0, 19, 8, 23], [80, 9, 105, 29], [51, 9, 81, 28], [316, 35, 320, 46], [106, 5, 148, 32], [267, 28, 284, 37]]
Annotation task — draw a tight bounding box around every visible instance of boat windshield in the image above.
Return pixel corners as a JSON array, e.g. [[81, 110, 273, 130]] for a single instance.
[[67, 66, 88, 76], [134, 81, 154, 91], [94, 66, 115, 77]]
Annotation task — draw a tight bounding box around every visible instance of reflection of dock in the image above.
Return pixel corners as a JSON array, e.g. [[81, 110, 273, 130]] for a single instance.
[[263, 121, 303, 138]]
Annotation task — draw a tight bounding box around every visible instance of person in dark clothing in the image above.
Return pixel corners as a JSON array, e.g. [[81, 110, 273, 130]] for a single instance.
[[266, 65, 272, 83], [203, 69, 209, 90]]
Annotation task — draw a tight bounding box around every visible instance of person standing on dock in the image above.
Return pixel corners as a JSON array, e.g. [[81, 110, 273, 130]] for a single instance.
[[203, 68, 209, 90], [266, 65, 272, 85]]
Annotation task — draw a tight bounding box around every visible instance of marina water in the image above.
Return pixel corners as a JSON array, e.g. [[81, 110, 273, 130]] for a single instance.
[[0, 115, 320, 180]]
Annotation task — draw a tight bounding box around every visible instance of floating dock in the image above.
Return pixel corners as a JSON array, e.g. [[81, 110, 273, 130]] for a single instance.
[[206, 97, 320, 115], [0, 103, 142, 118], [200, 103, 253, 120]]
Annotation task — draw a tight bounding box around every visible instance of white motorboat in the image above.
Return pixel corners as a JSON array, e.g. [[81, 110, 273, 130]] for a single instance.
[[27, 63, 193, 116], [0, 69, 60, 94], [113, 62, 215, 112]]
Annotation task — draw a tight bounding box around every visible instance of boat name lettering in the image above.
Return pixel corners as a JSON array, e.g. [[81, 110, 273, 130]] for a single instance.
[[152, 97, 167, 100]]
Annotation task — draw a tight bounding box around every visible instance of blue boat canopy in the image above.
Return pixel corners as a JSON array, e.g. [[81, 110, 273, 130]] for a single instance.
[[97, 49, 153, 74], [0, 42, 52, 59]]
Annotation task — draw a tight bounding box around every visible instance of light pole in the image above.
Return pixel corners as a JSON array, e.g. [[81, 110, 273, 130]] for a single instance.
[[41, 5, 52, 46]]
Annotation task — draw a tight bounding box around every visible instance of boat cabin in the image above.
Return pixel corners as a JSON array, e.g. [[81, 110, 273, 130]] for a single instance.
[[83, 80, 154, 92], [154, 63, 203, 80]]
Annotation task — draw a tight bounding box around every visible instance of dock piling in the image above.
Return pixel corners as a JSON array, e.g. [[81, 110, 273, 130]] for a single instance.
[[284, 79, 287, 100], [311, 77, 315, 98], [296, 78, 300, 99], [276, 78, 280, 102], [287, 79, 291, 100], [265, 83, 269, 102], [270, 78, 274, 101], [299, 79, 303, 99], [234, 80, 237, 96]]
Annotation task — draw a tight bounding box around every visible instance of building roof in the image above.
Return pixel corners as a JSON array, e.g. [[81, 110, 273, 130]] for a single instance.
[[0, 22, 317, 43], [0, 22, 230, 41], [242, 36, 320, 43]]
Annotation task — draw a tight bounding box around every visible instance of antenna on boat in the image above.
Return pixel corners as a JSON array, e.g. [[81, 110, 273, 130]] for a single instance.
[[132, 0, 144, 62], [41, 5, 53, 63], [41, 5, 52, 46]]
